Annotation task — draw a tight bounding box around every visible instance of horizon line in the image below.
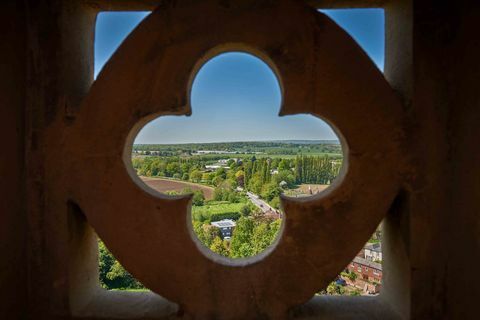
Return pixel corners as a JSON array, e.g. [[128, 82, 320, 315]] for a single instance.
[[133, 139, 341, 145]]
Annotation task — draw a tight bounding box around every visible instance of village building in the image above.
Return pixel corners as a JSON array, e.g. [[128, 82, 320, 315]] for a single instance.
[[346, 256, 382, 294], [204, 164, 230, 171], [211, 219, 236, 240], [364, 242, 382, 262]]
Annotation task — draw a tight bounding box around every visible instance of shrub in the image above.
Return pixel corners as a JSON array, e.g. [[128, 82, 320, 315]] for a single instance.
[[192, 209, 209, 222], [192, 190, 205, 206], [210, 212, 241, 222], [350, 289, 361, 296], [270, 196, 280, 209], [347, 271, 357, 282], [240, 204, 251, 217]]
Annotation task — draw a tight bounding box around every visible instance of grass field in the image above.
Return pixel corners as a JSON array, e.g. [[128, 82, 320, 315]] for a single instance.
[[141, 177, 215, 199], [192, 201, 245, 216], [252, 153, 342, 159], [189, 152, 342, 160]]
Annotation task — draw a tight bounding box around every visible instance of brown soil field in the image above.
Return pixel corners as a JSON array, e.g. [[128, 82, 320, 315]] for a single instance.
[[141, 177, 215, 200], [296, 184, 329, 194], [284, 184, 330, 197]]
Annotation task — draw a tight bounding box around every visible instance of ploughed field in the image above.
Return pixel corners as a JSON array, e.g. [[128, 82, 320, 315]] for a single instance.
[[141, 177, 214, 200], [284, 184, 329, 197]]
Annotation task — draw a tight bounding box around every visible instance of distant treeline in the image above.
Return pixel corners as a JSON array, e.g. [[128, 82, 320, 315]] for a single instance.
[[243, 155, 341, 194], [133, 141, 342, 155]]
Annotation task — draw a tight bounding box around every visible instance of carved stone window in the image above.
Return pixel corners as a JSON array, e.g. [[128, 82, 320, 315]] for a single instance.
[[26, 0, 412, 319]]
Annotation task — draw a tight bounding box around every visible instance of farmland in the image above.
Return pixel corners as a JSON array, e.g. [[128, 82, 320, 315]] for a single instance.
[[284, 184, 330, 197], [141, 177, 214, 199]]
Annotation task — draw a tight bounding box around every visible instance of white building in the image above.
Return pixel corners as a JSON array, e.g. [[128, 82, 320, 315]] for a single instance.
[[211, 219, 236, 240], [364, 242, 382, 262]]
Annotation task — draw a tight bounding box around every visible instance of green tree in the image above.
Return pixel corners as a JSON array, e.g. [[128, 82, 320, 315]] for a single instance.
[[326, 282, 345, 295], [106, 260, 143, 289], [202, 172, 213, 183], [240, 204, 251, 217], [230, 217, 255, 258], [98, 240, 144, 290], [273, 170, 295, 188], [235, 170, 245, 187], [98, 240, 115, 288], [248, 176, 263, 194], [347, 271, 357, 282], [270, 196, 280, 209], [215, 167, 227, 179], [227, 159, 235, 167], [166, 162, 180, 177], [192, 190, 205, 206], [252, 222, 272, 254], [190, 170, 202, 183], [278, 159, 289, 171], [261, 182, 282, 202], [210, 236, 229, 256], [266, 219, 281, 245], [193, 221, 221, 247]]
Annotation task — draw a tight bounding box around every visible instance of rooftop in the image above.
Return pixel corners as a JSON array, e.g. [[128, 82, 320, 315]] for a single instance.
[[364, 242, 382, 252], [353, 256, 382, 271], [211, 219, 236, 228]]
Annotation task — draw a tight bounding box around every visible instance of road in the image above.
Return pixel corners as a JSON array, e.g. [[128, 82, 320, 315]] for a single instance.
[[246, 191, 275, 213]]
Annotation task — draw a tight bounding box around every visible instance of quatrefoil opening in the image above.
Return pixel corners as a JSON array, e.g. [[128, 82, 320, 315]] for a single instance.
[[66, 1, 406, 318], [129, 51, 346, 263]]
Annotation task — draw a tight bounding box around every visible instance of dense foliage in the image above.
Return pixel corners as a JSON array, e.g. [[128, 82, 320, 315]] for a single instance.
[[132, 153, 342, 209], [98, 216, 281, 289], [193, 216, 282, 258], [99, 240, 145, 290]]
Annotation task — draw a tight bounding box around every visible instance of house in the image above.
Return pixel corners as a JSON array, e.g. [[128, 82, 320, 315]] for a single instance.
[[204, 164, 230, 171], [346, 256, 382, 294], [364, 242, 382, 262], [211, 219, 236, 240]]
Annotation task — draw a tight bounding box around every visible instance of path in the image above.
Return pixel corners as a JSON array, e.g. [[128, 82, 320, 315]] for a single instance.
[[246, 191, 276, 213]]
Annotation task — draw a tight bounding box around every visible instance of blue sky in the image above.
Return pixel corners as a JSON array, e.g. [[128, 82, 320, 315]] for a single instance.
[[95, 9, 384, 144]]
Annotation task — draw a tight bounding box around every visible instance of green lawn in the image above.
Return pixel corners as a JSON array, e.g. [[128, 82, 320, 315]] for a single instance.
[[193, 202, 245, 216], [255, 153, 343, 159], [188, 152, 342, 160]]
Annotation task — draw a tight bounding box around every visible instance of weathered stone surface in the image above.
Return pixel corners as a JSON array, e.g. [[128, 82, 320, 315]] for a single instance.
[[2, 0, 480, 319], [61, 1, 405, 318]]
